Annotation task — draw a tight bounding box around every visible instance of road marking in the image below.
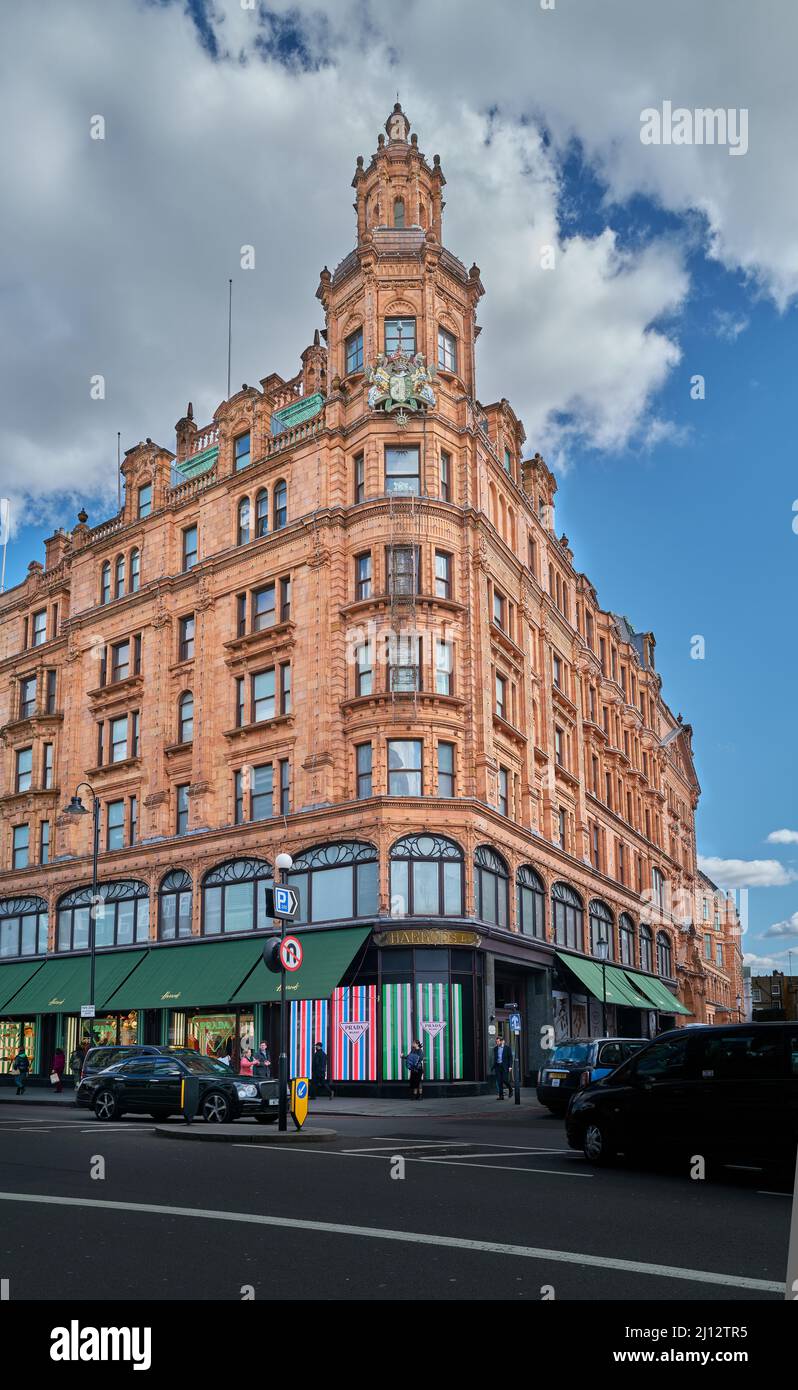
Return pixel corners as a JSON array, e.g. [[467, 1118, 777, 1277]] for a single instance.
[[233, 1145, 590, 1178], [416, 1157, 591, 1178], [0, 1190, 781, 1293]]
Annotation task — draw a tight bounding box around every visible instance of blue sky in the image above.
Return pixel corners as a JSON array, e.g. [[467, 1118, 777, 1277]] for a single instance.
[[1, 0, 796, 964]]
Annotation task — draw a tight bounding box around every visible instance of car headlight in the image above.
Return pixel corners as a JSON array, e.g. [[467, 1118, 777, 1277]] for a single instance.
[[235, 1084, 258, 1099]]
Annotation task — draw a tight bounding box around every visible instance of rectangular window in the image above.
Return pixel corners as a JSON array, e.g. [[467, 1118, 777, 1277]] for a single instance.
[[20, 676, 36, 718], [134, 633, 142, 675], [234, 770, 245, 825], [387, 544, 419, 596], [434, 551, 452, 599], [492, 589, 506, 630], [652, 866, 665, 910], [234, 432, 251, 472], [554, 726, 564, 767], [236, 593, 247, 638], [106, 799, 125, 851], [110, 716, 128, 763], [355, 553, 372, 601], [356, 642, 373, 697], [440, 450, 451, 501], [389, 634, 421, 693], [435, 639, 453, 695], [252, 764, 274, 821], [253, 583, 276, 631], [280, 576, 291, 623], [16, 747, 33, 793], [354, 453, 365, 504], [179, 615, 195, 661], [498, 766, 509, 816], [253, 668, 276, 722], [43, 742, 54, 789], [131, 710, 140, 757], [437, 326, 457, 372], [384, 317, 416, 354], [182, 525, 198, 572], [558, 808, 567, 849], [715, 942, 724, 967], [111, 640, 130, 683], [385, 445, 421, 497], [553, 654, 562, 689], [592, 824, 601, 870], [138, 484, 152, 518], [40, 820, 50, 865], [176, 784, 189, 835], [129, 795, 138, 845], [495, 672, 507, 720], [437, 741, 455, 797], [388, 739, 422, 796], [503, 447, 512, 474], [356, 743, 373, 798], [32, 609, 47, 647], [280, 662, 291, 715], [618, 840, 625, 885], [45, 669, 57, 713], [13, 825, 29, 869], [345, 328, 364, 374], [279, 758, 290, 815], [235, 676, 245, 729]]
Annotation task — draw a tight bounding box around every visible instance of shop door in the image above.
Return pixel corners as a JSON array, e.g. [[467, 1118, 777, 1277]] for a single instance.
[[40, 1015, 57, 1076]]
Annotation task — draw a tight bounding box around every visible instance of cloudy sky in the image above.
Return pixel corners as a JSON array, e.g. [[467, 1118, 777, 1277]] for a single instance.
[[1, 0, 796, 965]]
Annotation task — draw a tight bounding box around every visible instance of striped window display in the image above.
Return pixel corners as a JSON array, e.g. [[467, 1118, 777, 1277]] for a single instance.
[[289, 999, 328, 1079], [331, 985, 377, 1081]]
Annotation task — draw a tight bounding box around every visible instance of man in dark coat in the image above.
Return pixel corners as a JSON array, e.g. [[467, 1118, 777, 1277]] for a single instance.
[[493, 1038, 513, 1099], [310, 1042, 333, 1098]]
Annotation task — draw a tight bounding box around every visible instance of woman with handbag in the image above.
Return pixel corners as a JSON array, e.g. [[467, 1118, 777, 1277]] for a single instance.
[[51, 1047, 66, 1094], [402, 1039, 425, 1100]]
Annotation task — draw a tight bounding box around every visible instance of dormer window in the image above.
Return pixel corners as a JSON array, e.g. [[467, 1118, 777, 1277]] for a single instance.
[[393, 198, 405, 229], [234, 432, 251, 473], [137, 484, 152, 519]]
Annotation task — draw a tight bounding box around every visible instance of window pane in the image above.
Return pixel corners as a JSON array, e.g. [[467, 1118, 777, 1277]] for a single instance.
[[117, 899, 135, 945], [311, 866, 352, 922], [443, 862, 462, 915], [224, 881, 253, 933], [204, 885, 222, 935], [73, 906, 90, 951], [391, 860, 409, 917], [160, 895, 177, 940], [356, 861, 379, 917], [412, 861, 438, 915]]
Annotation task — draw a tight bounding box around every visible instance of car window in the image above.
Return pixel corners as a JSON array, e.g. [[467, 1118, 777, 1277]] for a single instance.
[[699, 1031, 785, 1081], [598, 1043, 624, 1066], [152, 1061, 183, 1076], [118, 1059, 157, 1076], [622, 1041, 646, 1061], [791, 1036, 798, 1076], [634, 1035, 690, 1080], [88, 1049, 115, 1069], [550, 1044, 591, 1065]]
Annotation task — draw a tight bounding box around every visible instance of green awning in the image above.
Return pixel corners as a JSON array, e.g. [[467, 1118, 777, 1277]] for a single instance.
[[555, 951, 650, 1009], [231, 926, 370, 1003], [4, 950, 147, 1015], [623, 968, 692, 1016], [104, 939, 263, 1012], [0, 959, 48, 1012]]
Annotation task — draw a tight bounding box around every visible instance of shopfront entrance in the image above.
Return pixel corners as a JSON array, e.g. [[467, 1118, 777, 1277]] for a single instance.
[[167, 1009, 256, 1067], [0, 1019, 36, 1072]]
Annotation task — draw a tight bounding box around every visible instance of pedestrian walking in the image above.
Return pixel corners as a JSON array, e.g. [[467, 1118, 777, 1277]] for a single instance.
[[69, 1045, 85, 1089], [310, 1042, 333, 1098], [402, 1039, 424, 1099], [493, 1037, 513, 1099], [51, 1047, 66, 1095], [252, 1041, 271, 1078], [11, 1047, 30, 1096]]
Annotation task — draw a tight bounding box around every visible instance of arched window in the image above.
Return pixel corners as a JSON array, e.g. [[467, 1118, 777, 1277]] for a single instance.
[[273, 480, 287, 530], [114, 555, 125, 599], [517, 866, 545, 938], [237, 497, 250, 546], [57, 881, 149, 951], [178, 691, 193, 743], [129, 548, 140, 593], [474, 845, 509, 928], [289, 842, 379, 924], [158, 870, 192, 940], [391, 835, 464, 918], [393, 197, 405, 229], [619, 913, 636, 966], [100, 561, 111, 605], [255, 489, 268, 538], [551, 882, 584, 951], [639, 923, 653, 973], [589, 899, 614, 958], [0, 896, 48, 959], [656, 930, 673, 978], [202, 858, 272, 936]]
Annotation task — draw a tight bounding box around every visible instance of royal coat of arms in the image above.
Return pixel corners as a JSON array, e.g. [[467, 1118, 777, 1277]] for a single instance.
[[367, 350, 437, 419]]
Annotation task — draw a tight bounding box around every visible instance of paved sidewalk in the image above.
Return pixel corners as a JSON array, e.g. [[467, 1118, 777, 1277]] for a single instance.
[[0, 1088, 546, 1117], [0, 1090, 77, 1106]]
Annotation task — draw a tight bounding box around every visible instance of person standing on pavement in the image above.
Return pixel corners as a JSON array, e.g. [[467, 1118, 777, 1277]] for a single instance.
[[69, 1045, 85, 1089], [402, 1039, 424, 1099], [493, 1037, 513, 1099], [239, 1047, 255, 1077], [51, 1047, 66, 1094], [310, 1042, 333, 1098], [253, 1041, 271, 1078], [12, 1047, 30, 1095]]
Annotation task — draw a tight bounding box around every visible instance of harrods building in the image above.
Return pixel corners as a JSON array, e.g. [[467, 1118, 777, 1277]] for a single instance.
[[0, 106, 744, 1091]]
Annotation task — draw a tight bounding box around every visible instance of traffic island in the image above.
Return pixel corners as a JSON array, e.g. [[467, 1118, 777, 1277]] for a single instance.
[[153, 1122, 337, 1143]]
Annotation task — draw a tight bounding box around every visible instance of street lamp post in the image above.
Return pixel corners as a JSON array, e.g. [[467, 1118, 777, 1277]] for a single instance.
[[275, 851, 293, 1133], [63, 783, 100, 1046], [596, 936, 609, 1037], [736, 993, 742, 1022]]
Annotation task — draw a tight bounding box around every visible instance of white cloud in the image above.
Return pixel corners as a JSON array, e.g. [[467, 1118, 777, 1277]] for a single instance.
[[743, 953, 783, 972], [697, 856, 798, 888], [763, 913, 798, 939], [766, 829, 798, 845]]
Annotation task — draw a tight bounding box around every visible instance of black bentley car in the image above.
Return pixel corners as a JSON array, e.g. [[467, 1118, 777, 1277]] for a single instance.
[[76, 1049, 280, 1123]]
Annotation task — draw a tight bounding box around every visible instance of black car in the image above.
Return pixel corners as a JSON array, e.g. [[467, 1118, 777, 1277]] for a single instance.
[[78, 1043, 164, 1084], [77, 1050, 281, 1124], [565, 1022, 798, 1179], [536, 1037, 647, 1114]]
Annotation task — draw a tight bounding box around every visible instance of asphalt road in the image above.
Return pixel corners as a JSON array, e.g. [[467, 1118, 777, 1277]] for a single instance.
[[0, 1101, 791, 1302]]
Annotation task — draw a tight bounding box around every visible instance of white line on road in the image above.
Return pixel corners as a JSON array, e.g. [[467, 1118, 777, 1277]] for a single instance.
[[232, 1146, 588, 1176], [0, 1190, 781, 1293]]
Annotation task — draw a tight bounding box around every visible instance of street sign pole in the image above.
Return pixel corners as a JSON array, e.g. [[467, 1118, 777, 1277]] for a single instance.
[[277, 863, 289, 1133]]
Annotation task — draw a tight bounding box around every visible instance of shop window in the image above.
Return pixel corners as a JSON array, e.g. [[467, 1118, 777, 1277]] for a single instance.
[[589, 899, 614, 958], [202, 858, 273, 936], [158, 869, 193, 940], [0, 896, 48, 959], [287, 842, 378, 925], [474, 845, 509, 928], [390, 834, 464, 917], [517, 866, 545, 939], [56, 881, 149, 952], [551, 881, 584, 952]]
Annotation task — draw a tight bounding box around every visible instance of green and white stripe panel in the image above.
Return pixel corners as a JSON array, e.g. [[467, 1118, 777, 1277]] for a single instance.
[[450, 983, 463, 1080], [382, 983, 413, 1081]]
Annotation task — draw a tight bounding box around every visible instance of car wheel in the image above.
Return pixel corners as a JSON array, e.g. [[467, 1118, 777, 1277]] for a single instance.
[[583, 1121, 616, 1165], [201, 1091, 231, 1124], [94, 1089, 120, 1122]]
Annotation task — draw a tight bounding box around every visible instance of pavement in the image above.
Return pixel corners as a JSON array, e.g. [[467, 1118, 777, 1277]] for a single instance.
[[0, 1087, 542, 1118]]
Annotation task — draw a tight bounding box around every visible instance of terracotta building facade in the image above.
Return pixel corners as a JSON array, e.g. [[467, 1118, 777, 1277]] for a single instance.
[[0, 106, 740, 1090]]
